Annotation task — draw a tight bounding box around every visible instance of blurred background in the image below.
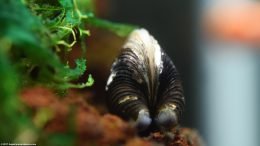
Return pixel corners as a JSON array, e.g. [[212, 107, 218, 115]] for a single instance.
[[87, 0, 260, 145]]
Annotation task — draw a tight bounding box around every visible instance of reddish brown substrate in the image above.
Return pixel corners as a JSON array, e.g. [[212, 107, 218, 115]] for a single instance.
[[20, 86, 204, 146]]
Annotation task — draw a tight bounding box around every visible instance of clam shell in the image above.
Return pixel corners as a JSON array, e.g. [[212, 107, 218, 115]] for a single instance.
[[106, 29, 185, 132]]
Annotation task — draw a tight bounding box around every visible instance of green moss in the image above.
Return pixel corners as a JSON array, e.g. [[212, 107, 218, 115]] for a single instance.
[[0, 0, 135, 143]]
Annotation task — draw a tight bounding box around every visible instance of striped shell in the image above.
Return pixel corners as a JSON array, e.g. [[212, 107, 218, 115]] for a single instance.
[[105, 29, 185, 132]]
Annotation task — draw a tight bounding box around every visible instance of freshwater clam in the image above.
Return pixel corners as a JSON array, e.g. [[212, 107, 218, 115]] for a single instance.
[[105, 29, 185, 132]]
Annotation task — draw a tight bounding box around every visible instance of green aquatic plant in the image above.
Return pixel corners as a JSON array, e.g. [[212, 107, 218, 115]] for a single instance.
[[0, 0, 135, 143]]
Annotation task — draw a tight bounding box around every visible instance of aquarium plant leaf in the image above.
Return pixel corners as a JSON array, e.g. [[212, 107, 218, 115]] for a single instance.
[[63, 58, 87, 81], [0, 49, 20, 141], [87, 17, 137, 37]]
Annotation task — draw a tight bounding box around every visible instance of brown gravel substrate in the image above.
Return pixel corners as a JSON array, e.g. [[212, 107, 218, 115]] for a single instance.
[[20, 86, 204, 146]]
